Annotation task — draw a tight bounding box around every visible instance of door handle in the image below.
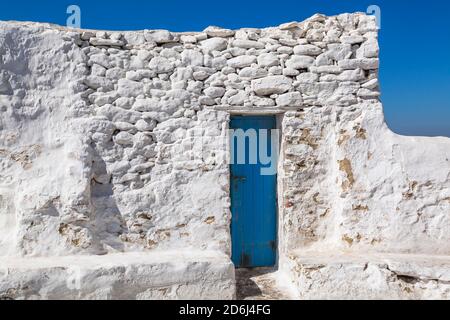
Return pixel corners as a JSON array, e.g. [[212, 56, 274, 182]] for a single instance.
[[231, 175, 247, 182]]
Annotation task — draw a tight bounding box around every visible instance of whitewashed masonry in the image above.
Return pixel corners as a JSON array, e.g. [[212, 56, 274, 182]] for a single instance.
[[0, 12, 449, 299]]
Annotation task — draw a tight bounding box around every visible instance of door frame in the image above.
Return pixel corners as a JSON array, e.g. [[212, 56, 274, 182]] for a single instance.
[[228, 113, 284, 269]]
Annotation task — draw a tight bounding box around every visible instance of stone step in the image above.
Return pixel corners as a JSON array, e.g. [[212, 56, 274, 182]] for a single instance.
[[236, 268, 299, 300], [284, 251, 450, 300], [0, 250, 235, 300]]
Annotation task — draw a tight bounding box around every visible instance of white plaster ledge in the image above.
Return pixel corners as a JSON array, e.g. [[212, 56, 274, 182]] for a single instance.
[[207, 105, 304, 115], [0, 250, 235, 300], [284, 251, 450, 300]]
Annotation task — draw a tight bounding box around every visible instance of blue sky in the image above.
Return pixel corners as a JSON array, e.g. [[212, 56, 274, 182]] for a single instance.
[[0, 0, 449, 137]]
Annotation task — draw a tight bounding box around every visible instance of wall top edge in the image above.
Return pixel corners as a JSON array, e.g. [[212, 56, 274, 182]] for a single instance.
[[0, 12, 377, 35]]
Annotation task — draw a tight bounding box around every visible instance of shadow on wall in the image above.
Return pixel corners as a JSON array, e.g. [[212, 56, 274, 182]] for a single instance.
[[0, 191, 16, 255], [89, 145, 127, 253]]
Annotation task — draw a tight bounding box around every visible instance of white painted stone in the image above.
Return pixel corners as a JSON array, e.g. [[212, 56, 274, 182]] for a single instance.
[[357, 88, 380, 98], [277, 46, 294, 54], [137, 49, 153, 62], [286, 55, 315, 69], [90, 92, 117, 106], [123, 32, 146, 46], [204, 86, 226, 98], [91, 64, 106, 76], [238, 67, 268, 79], [337, 68, 366, 81], [160, 48, 180, 60], [117, 79, 144, 97], [338, 58, 379, 70], [180, 35, 197, 44], [83, 76, 113, 90], [115, 97, 134, 109], [81, 31, 95, 41], [114, 122, 136, 132], [252, 76, 292, 96], [193, 71, 210, 81], [257, 53, 279, 68], [283, 68, 300, 76], [361, 78, 379, 89], [276, 92, 303, 108], [211, 56, 227, 69], [114, 131, 134, 145], [309, 65, 342, 74], [357, 38, 379, 58], [135, 119, 156, 132], [268, 66, 283, 75], [325, 43, 352, 61], [144, 30, 174, 43], [200, 38, 228, 52], [279, 21, 300, 30], [251, 96, 275, 107], [227, 55, 257, 68], [98, 105, 141, 123], [88, 53, 111, 68], [181, 50, 204, 67], [296, 72, 319, 83], [315, 53, 333, 66], [228, 91, 247, 106], [341, 35, 366, 44], [89, 38, 124, 47], [149, 57, 174, 74], [232, 39, 265, 49], [96, 31, 107, 39], [106, 67, 126, 80], [293, 44, 322, 56], [204, 26, 235, 38], [278, 38, 298, 47]]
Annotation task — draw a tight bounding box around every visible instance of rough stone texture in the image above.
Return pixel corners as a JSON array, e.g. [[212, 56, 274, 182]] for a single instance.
[[0, 13, 449, 300], [279, 103, 450, 256]]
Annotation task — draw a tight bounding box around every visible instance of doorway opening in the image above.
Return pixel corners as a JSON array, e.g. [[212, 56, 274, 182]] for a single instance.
[[229, 115, 279, 269]]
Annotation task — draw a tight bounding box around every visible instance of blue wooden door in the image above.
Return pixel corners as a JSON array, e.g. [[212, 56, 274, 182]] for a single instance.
[[230, 116, 277, 268]]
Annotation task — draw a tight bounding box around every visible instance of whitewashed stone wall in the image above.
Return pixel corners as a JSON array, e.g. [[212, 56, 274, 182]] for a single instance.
[[0, 13, 449, 299]]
